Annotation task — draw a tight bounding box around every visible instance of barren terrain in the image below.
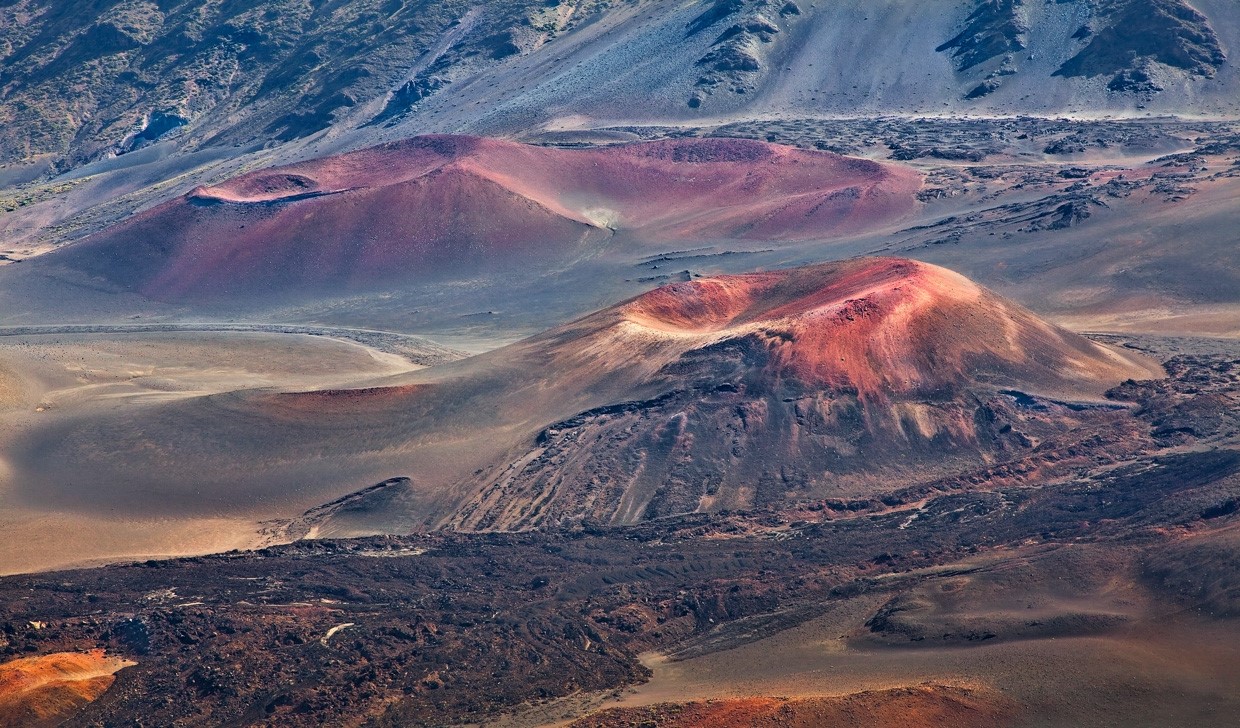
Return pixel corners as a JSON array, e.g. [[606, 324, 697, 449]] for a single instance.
[[0, 329, 425, 575], [0, 259, 1175, 572], [0, 650, 134, 727], [0, 360, 1237, 724], [0, 1, 1237, 725]]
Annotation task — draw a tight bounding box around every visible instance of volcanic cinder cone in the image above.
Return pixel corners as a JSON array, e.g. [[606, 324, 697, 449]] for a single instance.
[[446, 257, 1162, 529], [5, 259, 1160, 543], [49, 135, 920, 301]]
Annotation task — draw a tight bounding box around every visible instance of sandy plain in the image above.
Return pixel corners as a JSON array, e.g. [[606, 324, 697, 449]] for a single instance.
[[0, 330, 418, 574]]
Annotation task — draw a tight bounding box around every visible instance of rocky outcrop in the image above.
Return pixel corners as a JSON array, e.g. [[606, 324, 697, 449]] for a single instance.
[[690, 0, 799, 100], [938, 0, 1226, 100], [0, 0, 617, 171], [1055, 0, 1226, 92], [936, 0, 1027, 72]]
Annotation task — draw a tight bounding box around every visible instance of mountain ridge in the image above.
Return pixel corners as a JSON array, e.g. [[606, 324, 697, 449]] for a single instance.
[[1, 0, 1235, 178]]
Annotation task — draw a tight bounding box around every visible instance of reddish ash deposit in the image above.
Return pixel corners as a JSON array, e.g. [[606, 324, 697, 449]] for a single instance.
[[568, 685, 1014, 728], [265, 384, 430, 410], [236, 384, 435, 423], [612, 258, 1158, 398], [0, 650, 133, 727], [62, 135, 921, 300]]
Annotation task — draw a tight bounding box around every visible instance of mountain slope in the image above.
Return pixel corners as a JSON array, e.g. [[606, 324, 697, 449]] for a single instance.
[[0, 0, 621, 173], [1, 0, 1235, 178], [428, 0, 1235, 134], [0, 258, 1164, 558]]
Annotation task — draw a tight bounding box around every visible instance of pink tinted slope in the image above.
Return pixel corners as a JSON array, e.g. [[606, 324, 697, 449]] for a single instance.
[[69, 136, 922, 300]]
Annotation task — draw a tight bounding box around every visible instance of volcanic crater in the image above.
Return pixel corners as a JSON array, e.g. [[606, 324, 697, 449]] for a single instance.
[[606, 257, 1157, 398]]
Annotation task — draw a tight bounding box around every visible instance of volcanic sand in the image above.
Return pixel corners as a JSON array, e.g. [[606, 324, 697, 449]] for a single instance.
[[615, 257, 1161, 397], [606, 612, 1240, 728], [0, 360, 26, 411], [886, 157, 1240, 340], [0, 330, 419, 575], [565, 685, 1015, 728], [5, 124, 1236, 353]]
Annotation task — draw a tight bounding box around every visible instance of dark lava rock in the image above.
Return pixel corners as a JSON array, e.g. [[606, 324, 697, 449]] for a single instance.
[[1108, 65, 1164, 94], [1055, 0, 1225, 86], [697, 43, 761, 73], [967, 79, 1002, 99], [937, 0, 1027, 72], [687, 0, 747, 36], [114, 616, 152, 655]]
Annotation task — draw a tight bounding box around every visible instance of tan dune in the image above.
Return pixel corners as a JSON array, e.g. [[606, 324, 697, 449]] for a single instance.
[[0, 362, 27, 411]]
